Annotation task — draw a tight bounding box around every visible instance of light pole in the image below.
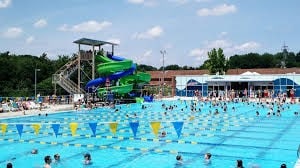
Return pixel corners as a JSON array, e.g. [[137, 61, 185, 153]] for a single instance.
[[160, 50, 166, 96], [35, 68, 41, 99]]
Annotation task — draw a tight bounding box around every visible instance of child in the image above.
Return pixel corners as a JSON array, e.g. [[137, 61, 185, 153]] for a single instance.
[[176, 155, 183, 165], [83, 153, 92, 165], [204, 153, 212, 164]]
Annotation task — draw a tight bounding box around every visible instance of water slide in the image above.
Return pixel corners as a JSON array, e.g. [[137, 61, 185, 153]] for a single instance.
[[85, 55, 150, 95]]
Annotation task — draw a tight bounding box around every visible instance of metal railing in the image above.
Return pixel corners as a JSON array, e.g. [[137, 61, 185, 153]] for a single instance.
[[52, 54, 86, 94]]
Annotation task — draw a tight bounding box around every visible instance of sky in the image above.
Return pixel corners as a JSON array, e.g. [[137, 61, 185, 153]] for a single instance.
[[1, 0, 300, 68]]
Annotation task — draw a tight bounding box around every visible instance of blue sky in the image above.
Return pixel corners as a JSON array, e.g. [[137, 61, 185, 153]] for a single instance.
[[1, 0, 300, 68]]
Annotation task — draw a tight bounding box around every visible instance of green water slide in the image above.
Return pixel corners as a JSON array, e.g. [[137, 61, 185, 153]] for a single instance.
[[93, 55, 150, 96]]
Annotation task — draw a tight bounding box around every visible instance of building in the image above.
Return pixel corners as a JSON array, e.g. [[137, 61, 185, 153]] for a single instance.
[[148, 68, 300, 97]]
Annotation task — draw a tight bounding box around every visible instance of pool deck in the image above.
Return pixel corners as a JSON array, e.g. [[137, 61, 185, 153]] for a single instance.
[[0, 104, 74, 119]]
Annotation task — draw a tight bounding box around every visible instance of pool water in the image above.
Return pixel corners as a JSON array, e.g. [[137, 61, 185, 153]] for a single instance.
[[0, 100, 299, 168]]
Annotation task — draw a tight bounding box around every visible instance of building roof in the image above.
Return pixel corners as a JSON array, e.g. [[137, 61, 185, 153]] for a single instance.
[[73, 38, 117, 46], [205, 75, 274, 82]]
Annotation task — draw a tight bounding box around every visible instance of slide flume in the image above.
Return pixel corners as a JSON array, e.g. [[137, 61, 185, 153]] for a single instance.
[[85, 55, 150, 95]]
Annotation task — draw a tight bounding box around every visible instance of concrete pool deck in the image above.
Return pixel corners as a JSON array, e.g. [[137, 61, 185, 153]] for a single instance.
[[0, 104, 74, 119]]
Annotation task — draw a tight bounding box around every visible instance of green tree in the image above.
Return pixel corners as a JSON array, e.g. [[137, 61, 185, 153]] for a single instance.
[[205, 48, 228, 74], [137, 64, 157, 71], [163, 64, 181, 70]]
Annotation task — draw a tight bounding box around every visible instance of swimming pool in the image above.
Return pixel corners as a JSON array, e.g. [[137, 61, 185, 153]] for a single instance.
[[0, 100, 299, 168]]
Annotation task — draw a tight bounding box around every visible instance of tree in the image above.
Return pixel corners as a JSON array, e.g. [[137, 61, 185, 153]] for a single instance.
[[137, 64, 157, 71], [205, 48, 228, 74], [163, 64, 181, 70]]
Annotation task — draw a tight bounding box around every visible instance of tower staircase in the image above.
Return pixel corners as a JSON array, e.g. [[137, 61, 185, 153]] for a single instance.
[[52, 55, 86, 94]]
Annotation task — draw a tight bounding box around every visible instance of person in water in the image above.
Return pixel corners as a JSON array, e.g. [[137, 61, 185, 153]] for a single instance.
[[83, 153, 92, 165], [6, 162, 13, 168], [236, 160, 244, 168], [43, 155, 52, 168], [53, 154, 60, 163], [31, 149, 38, 154], [204, 153, 212, 164], [160, 131, 167, 138], [176, 155, 183, 165]]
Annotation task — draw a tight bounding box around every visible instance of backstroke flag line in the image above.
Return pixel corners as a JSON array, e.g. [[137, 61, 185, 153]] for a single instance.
[[172, 121, 184, 138], [16, 124, 23, 138], [129, 122, 139, 137], [150, 121, 161, 137], [70, 122, 78, 136], [1, 123, 7, 135], [109, 122, 118, 135], [88, 122, 97, 137], [52, 124, 60, 138], [31, 123, 41, 135]]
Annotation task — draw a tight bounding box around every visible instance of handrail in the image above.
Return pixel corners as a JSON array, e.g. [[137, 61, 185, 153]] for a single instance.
[[52, 54, 86, 94]]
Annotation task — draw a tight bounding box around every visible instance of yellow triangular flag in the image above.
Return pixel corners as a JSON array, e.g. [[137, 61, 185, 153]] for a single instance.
[[1, 123, 8, 135], [150, 121, 161, 137], [31, 123, 41, 135], [109, 122, 118, 135], [69, 122, 78, 136]]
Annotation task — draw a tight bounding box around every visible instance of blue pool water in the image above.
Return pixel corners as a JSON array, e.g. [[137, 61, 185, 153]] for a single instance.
[[0, 100, 299, 168]]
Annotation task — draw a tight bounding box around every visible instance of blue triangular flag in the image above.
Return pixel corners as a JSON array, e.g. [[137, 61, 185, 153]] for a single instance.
[[129, 122, 139, 137], [16, 124, 23, 138], [172, 121, 184, 138], [88, 122, 97, 137], [51, 124, 60, 138]]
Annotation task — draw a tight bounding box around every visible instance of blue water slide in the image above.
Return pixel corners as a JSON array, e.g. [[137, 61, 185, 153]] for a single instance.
[[85, 55, 136, 91]]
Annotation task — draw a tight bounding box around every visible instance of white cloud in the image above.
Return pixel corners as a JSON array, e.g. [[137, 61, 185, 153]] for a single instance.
[[58, 20, 112, 33], [164, 43, 173, 49], [220, 31, 228, 37], [189, 39, 260, 64], [34, 19, 47, 28], [127, 0, 157, 6], [133, 50, 152, 64], [234, 41, 260, 52], [133, 25, 163, 39], [26, 36, 34, 44], [169, 0, 210, 4], [206, 39, 231, 49], [197, 4, 237, 16], [168, 0, 189, 5], [195, 0, 210, 2], [189, 48, 206, 57], [128, 0, 144, 4], [107, 38, 121, 45], [143, 50, 152, 57], [0, 0, 11, 8], [3, 27, 23, 38]]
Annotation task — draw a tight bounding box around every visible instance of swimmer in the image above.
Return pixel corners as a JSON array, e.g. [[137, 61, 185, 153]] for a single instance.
[[236, 159, 244, 168], [204, 153, 212, 165], [6, 162, 13, 168], [280, 164, 287, 168], [53, 154, 60, 163], [176, 155, 183, 165], [31, 149, 38, 154], [83, 153, 92, 165], [43, 155, 52, 168], [159, 131, 167, 138]]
